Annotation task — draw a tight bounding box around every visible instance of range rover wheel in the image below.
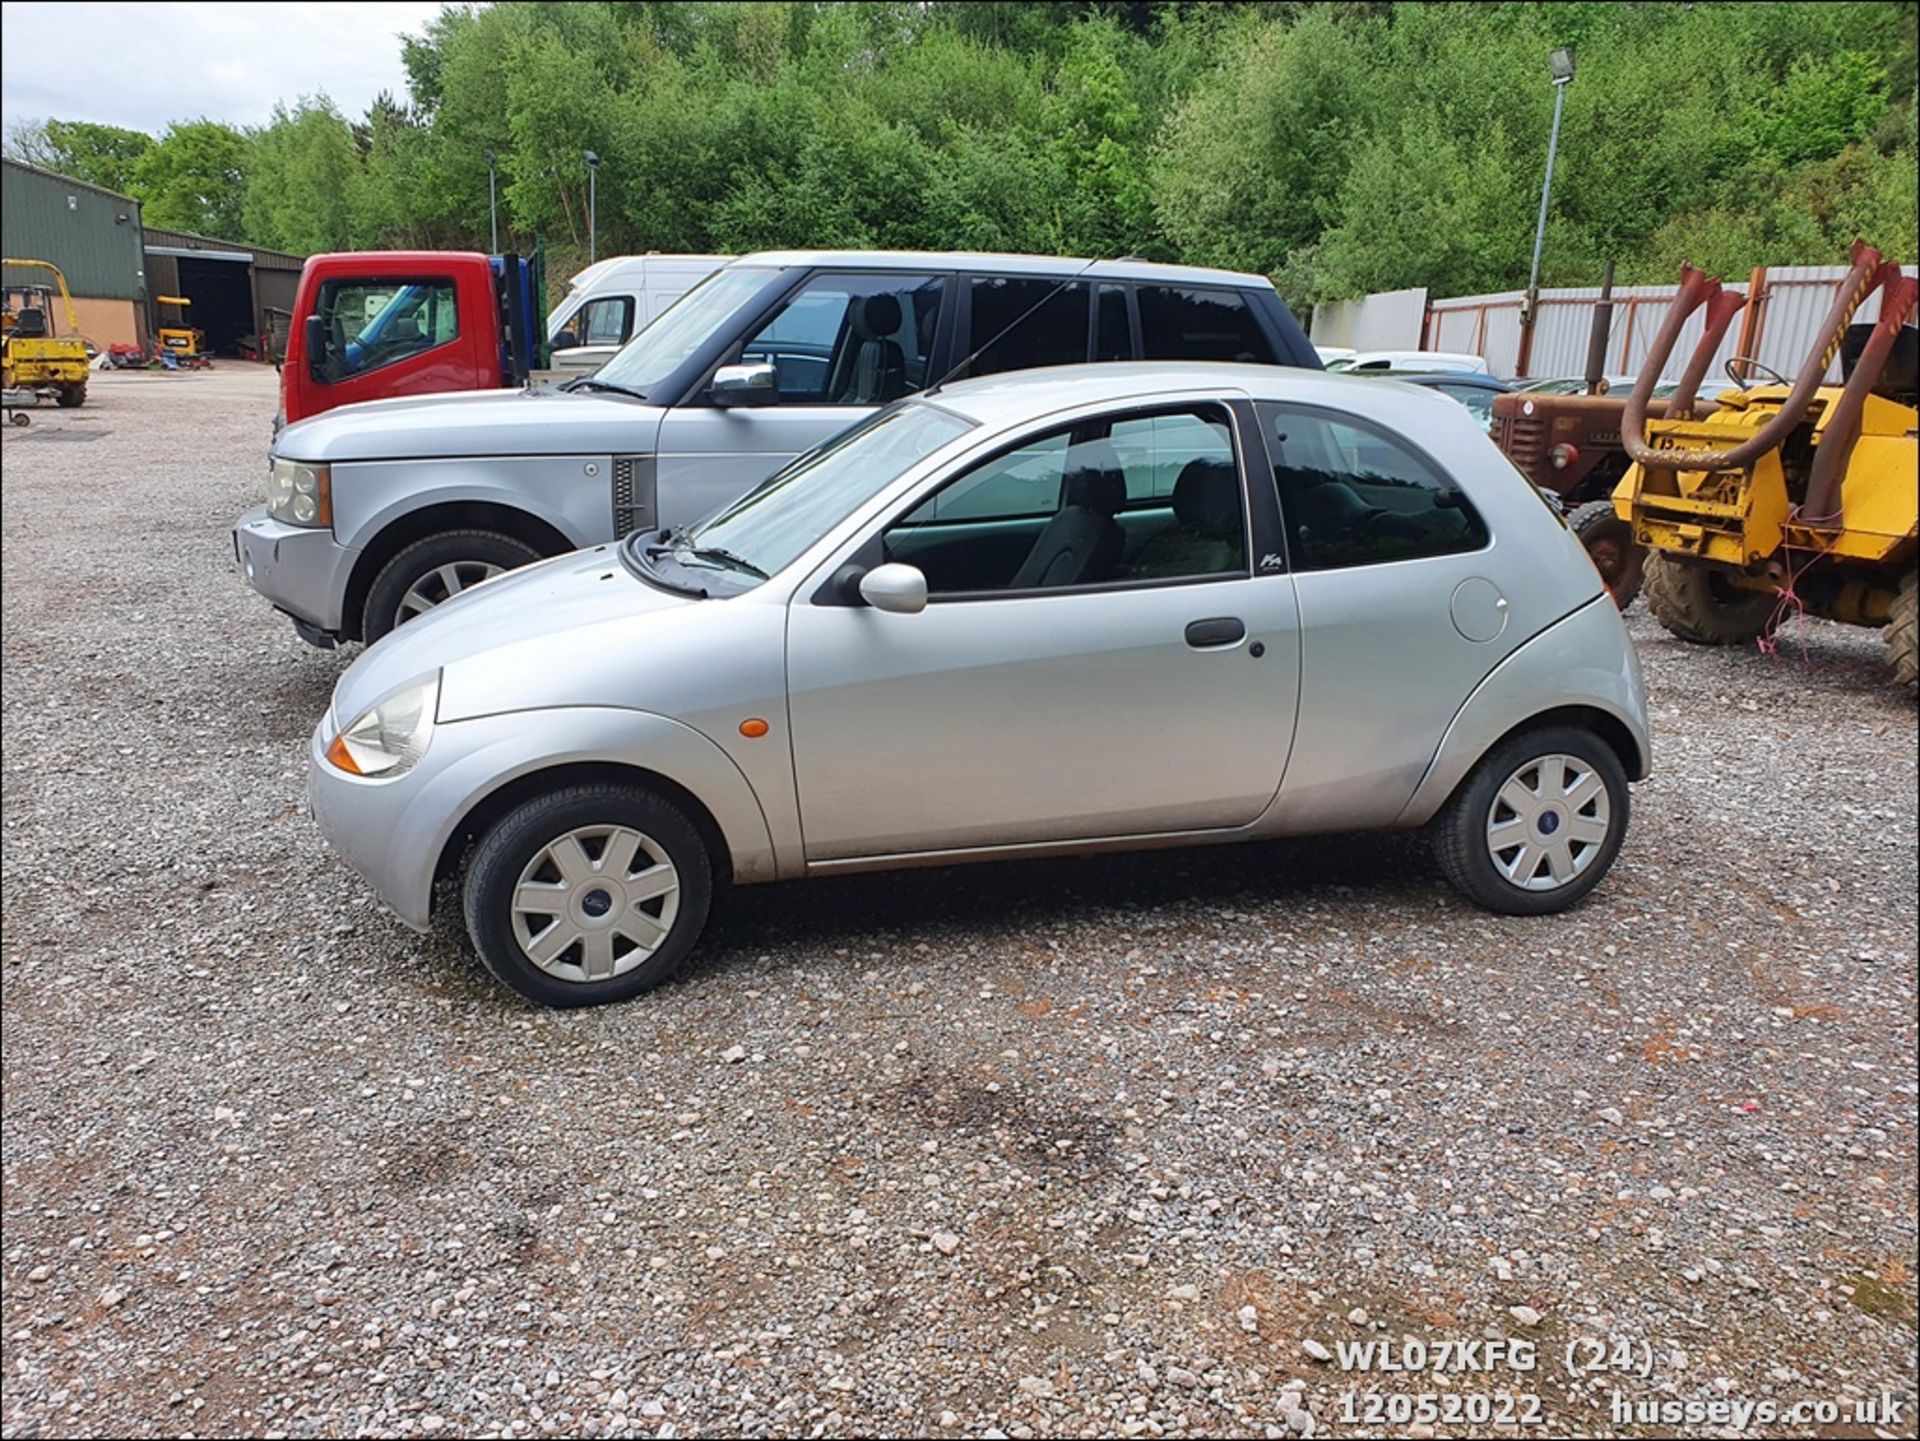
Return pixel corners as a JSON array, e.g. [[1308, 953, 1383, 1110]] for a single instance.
[[1432, 726, 1630, 916], [463, 783, 713, 1008], [361, 529, 540, 643], [1568, 500, 1644, 609]]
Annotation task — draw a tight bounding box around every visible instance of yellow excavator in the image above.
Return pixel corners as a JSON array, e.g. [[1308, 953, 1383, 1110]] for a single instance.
[[1612, 242, 1918, 693], [2, 258, 91, 407]]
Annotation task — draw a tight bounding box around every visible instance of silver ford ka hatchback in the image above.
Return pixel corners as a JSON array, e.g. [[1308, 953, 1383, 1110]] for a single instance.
[[309, 364, 1650, 1007]]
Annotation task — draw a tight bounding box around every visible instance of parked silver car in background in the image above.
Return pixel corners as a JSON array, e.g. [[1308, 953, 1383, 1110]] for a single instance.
[[309, 364, 1650, 1007], [236, 250, 1318, 649]]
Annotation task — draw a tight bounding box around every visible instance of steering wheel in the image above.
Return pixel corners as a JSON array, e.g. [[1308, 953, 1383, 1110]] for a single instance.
[[1726, 356, 1790, 390]]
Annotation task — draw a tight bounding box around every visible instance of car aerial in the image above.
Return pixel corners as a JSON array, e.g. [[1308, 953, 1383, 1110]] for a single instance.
[[1323, 349, 1490, 375], [235, 250, 1319, 650], [1351, 369, 1514, 431], [307, 361, 1651, 1008]]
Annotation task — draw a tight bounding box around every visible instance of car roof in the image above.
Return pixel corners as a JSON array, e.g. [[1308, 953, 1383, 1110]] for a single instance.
[[923, 360, 1458, 427], [1367, 370, 1512, 389], [731, 249, 1272, 289]]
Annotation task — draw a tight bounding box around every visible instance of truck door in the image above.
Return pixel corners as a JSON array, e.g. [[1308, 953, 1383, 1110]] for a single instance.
[[289, 264, 491, 422], [652, 271, 952, 529]]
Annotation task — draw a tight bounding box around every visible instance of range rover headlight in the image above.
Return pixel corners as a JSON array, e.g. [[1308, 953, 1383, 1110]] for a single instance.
[[267, 457, 332, 527], [324, 672, 439, 777]]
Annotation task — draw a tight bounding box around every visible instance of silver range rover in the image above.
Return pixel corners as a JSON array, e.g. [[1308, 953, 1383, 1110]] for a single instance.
[[233, 250, 1321, 648]]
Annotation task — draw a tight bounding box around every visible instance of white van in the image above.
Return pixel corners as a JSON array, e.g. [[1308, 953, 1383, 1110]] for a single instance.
[[1324, 349, 1491, 375], [545, 254, 730, 372]]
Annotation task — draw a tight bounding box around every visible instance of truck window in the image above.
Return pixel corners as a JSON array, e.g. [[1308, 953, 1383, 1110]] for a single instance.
[[1137, 285, 1275, 364], [738, 273, 947, 405], [312, 278, 459, 383], [576, 296, 634, 347]]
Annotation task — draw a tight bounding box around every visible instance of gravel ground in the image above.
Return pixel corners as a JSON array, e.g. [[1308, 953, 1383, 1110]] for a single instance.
[[3, 367, 1916, 1440]]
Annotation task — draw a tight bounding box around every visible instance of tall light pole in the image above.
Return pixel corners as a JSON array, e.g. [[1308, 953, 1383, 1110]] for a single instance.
[[1519, 46, 1575, 376], [584, 150, 600, 266], [483, 148, 499, 255]]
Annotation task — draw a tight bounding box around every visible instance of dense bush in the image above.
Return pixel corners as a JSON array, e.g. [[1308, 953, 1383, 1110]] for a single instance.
[[9, 1, 1915, 303]]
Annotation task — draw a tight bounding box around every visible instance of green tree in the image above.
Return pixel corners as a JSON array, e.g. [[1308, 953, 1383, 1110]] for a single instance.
[[243, 99, 359, 253], [132, 120, 251, 237], [41, 120, 155, 194]]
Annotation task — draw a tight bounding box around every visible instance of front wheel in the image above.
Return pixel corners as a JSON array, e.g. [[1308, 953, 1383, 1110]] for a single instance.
[[361, 529, 541, 643], [55, 383, 86, 408], [1432, 726, 1630, 915], [463, 784, 714, 1007], [1643, 553, 1777, 645], [1568, 500, 1644, 609]]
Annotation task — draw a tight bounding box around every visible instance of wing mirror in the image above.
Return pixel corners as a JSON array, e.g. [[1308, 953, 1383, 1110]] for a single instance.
[[709, 360, 776, 407], [857, 563, 928, 614]]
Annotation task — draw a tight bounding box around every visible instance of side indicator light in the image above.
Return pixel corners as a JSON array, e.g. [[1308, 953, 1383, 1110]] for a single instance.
[[739, 718, 770, 739], [325, 733, 363, 774]]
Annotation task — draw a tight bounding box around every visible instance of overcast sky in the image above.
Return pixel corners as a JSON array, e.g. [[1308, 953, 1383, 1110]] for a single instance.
[[1, 1, 452, 136]]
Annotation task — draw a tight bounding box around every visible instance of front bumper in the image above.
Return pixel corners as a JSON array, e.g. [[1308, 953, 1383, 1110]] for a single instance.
[[232, 505, 359, 639], [308, 715, 439, 932]]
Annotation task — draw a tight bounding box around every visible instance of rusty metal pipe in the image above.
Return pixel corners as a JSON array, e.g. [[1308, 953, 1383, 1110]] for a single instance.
[[1584, 260, 1614, 395], [1623, 243, 1884, 473], [1665, 285, 1747, 421], [1801, 265, 1917, 523]]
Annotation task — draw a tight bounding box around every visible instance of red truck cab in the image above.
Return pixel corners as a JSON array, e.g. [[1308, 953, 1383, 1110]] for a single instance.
[[279, 250, 546, 429]]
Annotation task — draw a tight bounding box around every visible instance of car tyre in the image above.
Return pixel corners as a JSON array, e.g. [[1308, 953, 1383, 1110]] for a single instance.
[[463, 783, 713, 1008], [1568, 499, 1644, 609], [362, 529, 541, 643], [1432, 725, 1630, 916]]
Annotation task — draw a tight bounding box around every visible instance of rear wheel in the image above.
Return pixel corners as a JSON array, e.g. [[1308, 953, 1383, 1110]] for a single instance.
[[1643, 553, 1778, 645], [463, 783, 714, 1007], [1889, 566, 1917, 695], [361, 529, 541, 643], [1432, 726, 1630, 915], [1568, 500, 1645, 609], [55, 383, 85, 408]]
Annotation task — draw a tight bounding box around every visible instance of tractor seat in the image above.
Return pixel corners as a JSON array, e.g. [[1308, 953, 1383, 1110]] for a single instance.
[[12, 307, 48, 338]]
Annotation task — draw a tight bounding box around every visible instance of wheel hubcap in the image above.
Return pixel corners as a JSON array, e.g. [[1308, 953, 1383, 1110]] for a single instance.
[[510, 825, 680, 983], [396, 560, 505, 624], [1485, 753, 1611, 892]]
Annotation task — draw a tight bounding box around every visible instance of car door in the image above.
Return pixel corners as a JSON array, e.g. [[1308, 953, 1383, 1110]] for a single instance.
[[1255, 400, 1512, 831], [652, 271, 952, 529], [785, 399, 1301, 862]]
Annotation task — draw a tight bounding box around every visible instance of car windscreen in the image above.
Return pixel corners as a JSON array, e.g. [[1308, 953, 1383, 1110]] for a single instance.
[[652, 402, 977, 590], [592, 266, 774, 397]]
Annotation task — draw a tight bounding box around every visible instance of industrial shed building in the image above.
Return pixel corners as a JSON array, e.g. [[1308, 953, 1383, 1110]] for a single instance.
[[1, 157, 148, 350], [143, 228, 305, 361]]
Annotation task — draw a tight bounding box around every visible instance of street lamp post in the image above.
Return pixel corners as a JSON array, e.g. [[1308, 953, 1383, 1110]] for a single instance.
[[1519, 47, 1575, 377], [483, 148, 499, 255], [584, 151, 600, 266]]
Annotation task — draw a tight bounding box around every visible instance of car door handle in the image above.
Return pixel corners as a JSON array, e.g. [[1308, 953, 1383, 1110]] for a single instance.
[[1184, 617, 1246, 649]]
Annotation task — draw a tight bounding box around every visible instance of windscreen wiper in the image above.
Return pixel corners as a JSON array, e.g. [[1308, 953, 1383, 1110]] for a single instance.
[[562, 377, 648, 400], [679, 545, 769, 580]]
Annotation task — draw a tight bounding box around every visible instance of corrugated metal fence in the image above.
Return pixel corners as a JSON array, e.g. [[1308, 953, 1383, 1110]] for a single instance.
[[1421, 264, 1916, 382]]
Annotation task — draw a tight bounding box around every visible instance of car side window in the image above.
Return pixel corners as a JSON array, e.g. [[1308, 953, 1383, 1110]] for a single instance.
[[1137, 285, 1276, 364], [1256, 403, 1488, 571], [1095, 284, 1132, 360], [881, 405, 1247, 595], [739, 273, 947, 404], [965, 277, 1090, 378], [312, 278, 458, 383], [578, 296, 634, 347]]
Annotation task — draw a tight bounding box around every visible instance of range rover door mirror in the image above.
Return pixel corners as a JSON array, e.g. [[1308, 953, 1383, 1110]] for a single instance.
[[709, 360, 777, 407]]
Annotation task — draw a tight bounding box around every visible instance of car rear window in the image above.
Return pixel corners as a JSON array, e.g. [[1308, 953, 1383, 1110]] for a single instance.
[[1138, 286, 1275, 364]]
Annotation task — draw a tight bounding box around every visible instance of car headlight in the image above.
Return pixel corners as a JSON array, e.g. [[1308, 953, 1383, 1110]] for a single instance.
[[267, 457, 331, 527], [323, 672, 439, 777]]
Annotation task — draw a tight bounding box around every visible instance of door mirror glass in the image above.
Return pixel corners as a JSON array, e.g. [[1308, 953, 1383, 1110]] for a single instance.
[[709, 360, 777, 406], [858, 562, 928, 614]]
